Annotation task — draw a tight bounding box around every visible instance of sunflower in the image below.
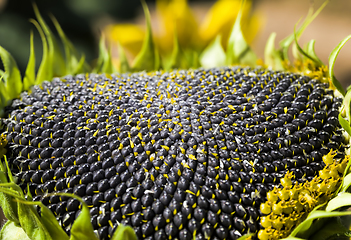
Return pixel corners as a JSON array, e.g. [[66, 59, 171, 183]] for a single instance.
[[0, 1, 351, 240]]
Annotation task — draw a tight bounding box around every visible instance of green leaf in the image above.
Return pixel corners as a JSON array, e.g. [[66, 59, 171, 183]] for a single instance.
[[111, 224, 138, 240], [0, 188, 52, 240], [33, 3, 66, 77], [31, 19, 52, 85], [40, 204, 69, 240], [1, 189, 68, 240], [281, 237, 305, 240], [0, 46, 23, 105], [339, 114, 351, 136], [264, 32, 284, 70], [23, 31, 36, 91], [290, 209, 351, 237], [326, 192, 351, 212], [0, 157, 24, 224], [17, 201, 51, 240], [58, 194, 99, 240], [226, 0, 257, 66], [340, 173, 351, 192], [336, 153, 351, 195], [0, 171, 19, 224], [200, 35, 226, 68], [309, 217, 351, 240], [0, 221, 31, 240], [132, 0, 160, 72], [328, 35, 351, 96]]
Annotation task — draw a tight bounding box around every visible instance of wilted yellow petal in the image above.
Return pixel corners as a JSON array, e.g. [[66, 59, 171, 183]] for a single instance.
[[106, 24, 145, 56], [199, 0, 260, 48], [156, 0, 199, 55], [241, 11, 263, 44]]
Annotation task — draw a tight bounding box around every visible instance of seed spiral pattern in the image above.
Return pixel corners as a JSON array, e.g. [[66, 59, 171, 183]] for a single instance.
[[1, 67, 346, 240]]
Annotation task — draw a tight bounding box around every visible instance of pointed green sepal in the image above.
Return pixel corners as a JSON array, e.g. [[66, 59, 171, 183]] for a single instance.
[[50, 15, 89, 75], [293, 25, 323, 67], [132, 0, 160, 72], [23, 31, 36, 91], [94, 35, 116, 74], [53, 194, 100, 240], [200, 35, 226, 68], [166, 29, 189, 70], [74, 54, 87, 75], [0, 46, 23, 109], [111, 224, 138, 240], [328, 34, 351, 96], [102, 45, 115, 74], [31, 19, 52, 85], [226, 0, 257, 66], [3, 156, 19, 188], [117, 44, 130, 73], [279, 1, 328, 62], [305, 40, 323, 65], [33, 3, 66, 77], [264, 32, 284, 70]]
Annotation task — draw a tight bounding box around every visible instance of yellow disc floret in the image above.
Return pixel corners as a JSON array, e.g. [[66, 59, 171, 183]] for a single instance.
[[258, 154, 350, 240]]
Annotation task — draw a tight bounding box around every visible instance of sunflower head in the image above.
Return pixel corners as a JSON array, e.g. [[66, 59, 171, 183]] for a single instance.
[[0, 1, 351, 240]]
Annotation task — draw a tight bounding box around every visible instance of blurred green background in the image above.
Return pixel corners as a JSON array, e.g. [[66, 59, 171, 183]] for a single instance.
[[0, 0, 158, 73], [0, 0, 350, 85]]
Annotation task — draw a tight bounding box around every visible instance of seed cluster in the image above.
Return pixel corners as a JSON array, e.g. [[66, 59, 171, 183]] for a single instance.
[[2, 67, 346, 240], [258, 152, 349, 240]]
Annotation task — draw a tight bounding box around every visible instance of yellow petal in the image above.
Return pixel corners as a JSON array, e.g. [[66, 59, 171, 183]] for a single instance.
[[106, 24, 145, 56], [241, 10, 263, 44], [156, 0, 199, 55], [199, 0, 260, 48]]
